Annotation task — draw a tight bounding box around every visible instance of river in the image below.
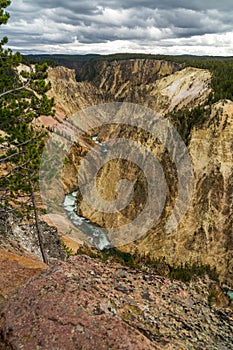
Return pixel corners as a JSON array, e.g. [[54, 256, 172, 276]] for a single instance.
[[63, 135, 111, 250]]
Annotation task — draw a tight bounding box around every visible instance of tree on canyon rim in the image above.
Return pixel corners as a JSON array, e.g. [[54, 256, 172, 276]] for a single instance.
[[0, 0, 54, 263]]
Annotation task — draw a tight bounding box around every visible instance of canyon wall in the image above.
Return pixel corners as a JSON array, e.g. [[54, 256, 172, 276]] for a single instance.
[[45, 59, 232, 286]]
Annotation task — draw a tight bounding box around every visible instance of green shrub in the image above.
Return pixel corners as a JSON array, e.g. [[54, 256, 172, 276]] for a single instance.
[[168, 262, 219, 283], [62, 242, 73, 259]]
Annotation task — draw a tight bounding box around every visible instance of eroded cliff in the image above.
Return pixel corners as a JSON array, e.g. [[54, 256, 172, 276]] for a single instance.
[[43, 59, 232, 286]]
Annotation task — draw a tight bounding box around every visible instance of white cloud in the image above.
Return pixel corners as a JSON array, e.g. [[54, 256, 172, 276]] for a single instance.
[[1, 0, 233, 55]]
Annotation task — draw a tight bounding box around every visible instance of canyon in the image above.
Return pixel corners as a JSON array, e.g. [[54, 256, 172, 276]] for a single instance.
[[40, 58, 232, 287], [1, 57, 233, 349]]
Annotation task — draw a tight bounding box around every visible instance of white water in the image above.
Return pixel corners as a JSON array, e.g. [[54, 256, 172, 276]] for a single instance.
[[63, 135, 111, 250]]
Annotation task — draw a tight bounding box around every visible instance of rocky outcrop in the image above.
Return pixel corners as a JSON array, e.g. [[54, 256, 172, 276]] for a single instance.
[[0, 249, 45, 350], [0, 210, 66, 263], [0, 249, 47, 311], [0, 255, 232, 349]]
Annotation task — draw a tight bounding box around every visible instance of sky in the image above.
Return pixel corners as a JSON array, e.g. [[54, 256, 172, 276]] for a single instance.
[[2, 0, 233, 56]]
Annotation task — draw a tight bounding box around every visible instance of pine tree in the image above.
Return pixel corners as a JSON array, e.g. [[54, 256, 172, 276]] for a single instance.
[[0, 0, 54, 263]]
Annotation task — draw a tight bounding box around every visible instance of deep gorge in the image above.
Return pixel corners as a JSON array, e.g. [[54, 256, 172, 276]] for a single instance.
[[39, 58, 233, 287]]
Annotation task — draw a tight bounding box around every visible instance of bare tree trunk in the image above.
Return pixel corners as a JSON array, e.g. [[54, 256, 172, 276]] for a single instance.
[[30, 187, 49, 265]]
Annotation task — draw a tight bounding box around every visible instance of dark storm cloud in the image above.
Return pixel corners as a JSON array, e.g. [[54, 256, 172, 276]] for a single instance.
[[27, 0, 232, 12], [2, 0, 233, 55]]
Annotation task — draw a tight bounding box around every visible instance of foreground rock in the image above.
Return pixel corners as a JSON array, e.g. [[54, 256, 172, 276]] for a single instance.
[[0, 249, 47, 311], [1, 255, 232, 349]]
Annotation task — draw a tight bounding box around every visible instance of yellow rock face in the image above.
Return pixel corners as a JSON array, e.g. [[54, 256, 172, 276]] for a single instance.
[[0, 249, 48, 302], [43, 60, 232, 286]]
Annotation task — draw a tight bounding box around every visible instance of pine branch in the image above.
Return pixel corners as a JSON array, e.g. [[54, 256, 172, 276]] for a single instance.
[[0, 76, 31, 98], [0, 134, 44, 163], [0, 159, 31, 178]]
